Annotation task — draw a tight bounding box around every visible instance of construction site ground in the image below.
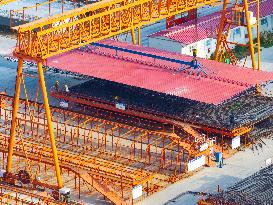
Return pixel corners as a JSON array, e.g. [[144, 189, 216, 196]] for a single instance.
[[141, 137, 273, 205], [240, 46, 273, 71], [0, 41, 273, 205]]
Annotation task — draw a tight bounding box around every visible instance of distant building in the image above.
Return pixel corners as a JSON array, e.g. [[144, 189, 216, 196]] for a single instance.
[[148, 0, 273, 59]]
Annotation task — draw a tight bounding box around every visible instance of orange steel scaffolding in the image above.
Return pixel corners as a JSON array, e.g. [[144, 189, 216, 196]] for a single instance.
[[0, 93, 209, 204], [5, 0, 255, 202], [8, 0, 223, 196], [0, 183, 68, 205], [0, 0, 15, 5]]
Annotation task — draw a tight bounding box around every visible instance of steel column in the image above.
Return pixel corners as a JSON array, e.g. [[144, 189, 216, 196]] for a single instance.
[[37, 61, 63, 188], [243, 0, 256, 70], [256, 0, 261, 71], [214, 0, 229, 61], [7, 58, 23, 173], [131, 28, 136, 45], [138, 27, 141, 45]]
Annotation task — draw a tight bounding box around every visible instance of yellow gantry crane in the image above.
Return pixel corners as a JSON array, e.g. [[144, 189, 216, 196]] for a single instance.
[[9, 0, 223, 191], [214, 0, 261, 70], [0, 0, 16, 5], [13, 0, 223, 60], [3, 0, 261, 202]]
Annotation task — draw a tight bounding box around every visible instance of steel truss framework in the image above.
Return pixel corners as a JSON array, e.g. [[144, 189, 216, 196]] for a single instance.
[[4, 0, 257, 203], [8, 0, 222, 199], [0, 183, 68, 205], [215, 0, 261, 70], [0, 0, 15, 5], [0, 90, 209, 204], [14, 0, 221, 60]]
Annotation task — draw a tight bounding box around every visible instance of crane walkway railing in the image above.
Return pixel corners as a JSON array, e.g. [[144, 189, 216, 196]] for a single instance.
[[92, 42, 193, 66]]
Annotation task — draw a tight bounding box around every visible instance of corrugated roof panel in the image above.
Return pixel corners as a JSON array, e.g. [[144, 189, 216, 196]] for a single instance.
[[149, 0, 273, 44], [47, 40, 273, 105]]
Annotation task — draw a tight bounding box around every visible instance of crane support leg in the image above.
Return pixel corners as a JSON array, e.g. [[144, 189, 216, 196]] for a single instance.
[[7, 58, 23, 173], [256, 0, 261, 71], [37, 61, 63, 188], [131, 28, 136, 45], [243, 0, 256, 70], [138, 27, 141, 45], [214, 0, 229, 61]]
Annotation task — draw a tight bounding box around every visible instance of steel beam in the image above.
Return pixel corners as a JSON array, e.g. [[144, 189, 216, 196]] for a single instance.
[[7, 58, 23, 173], [37, 61, 63, 188]]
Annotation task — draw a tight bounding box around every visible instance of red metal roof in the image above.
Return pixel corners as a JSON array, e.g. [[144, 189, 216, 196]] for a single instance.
[[149, 0, 273, 45], [47, 40, 273, 105]]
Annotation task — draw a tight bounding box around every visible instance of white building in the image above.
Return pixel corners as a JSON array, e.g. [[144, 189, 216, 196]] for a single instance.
[[148, 0, 273, 59]]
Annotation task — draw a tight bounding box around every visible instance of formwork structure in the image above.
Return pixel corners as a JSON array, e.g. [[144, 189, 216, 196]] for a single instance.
[[3, 0, 231, 201], [0, 92, 212, 204], [48, 40, 273, 157], [0, 0, 270, 203]]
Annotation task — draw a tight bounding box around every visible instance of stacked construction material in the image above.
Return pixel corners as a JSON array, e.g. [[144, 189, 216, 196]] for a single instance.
[[47, 40, 273, 105], [68, 77, 273, 132], [207, 164, 273, 204]]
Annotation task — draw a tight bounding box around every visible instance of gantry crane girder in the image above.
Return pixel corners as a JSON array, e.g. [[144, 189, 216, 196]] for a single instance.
[[0, 0, 15, 5], [14, 0, 221, 60]]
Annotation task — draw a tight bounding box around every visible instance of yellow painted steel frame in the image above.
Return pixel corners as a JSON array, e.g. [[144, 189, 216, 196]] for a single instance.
[[14, 0, 221, 60], [256, 0, 260, 71], [0, 93, 210, 204], [231, 126, 251, 136], [197, 200, 215, 205], [8, 0, 223, 198], [243, 0, 256, 69], [215, 0, 261, 70], [0, 183, 66, 205], [6, 59, 63, 189], [10, 0, 61, 28], [214, 0, 228, 62], [0, 0, 15, 5]]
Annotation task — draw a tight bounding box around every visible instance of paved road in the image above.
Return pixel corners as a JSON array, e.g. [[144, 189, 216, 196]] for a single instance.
[[139, 137, 273, 205]]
